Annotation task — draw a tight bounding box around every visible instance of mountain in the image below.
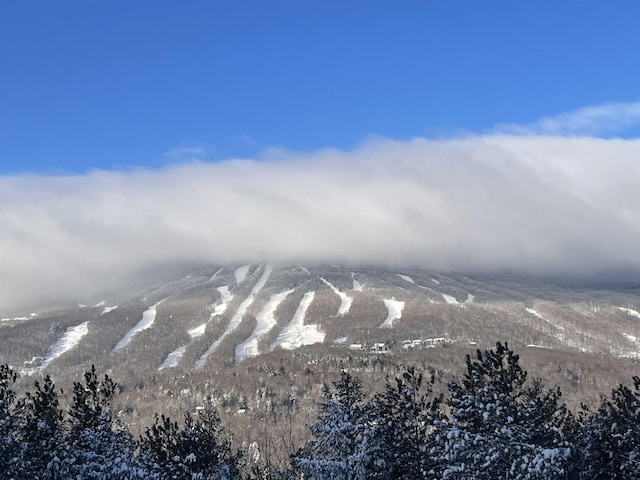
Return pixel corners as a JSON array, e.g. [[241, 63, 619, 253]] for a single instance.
[[3, 263, 640, 426]]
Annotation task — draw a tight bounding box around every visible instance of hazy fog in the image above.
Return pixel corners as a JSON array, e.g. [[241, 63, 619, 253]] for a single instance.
[[2, 133, 640, 312]]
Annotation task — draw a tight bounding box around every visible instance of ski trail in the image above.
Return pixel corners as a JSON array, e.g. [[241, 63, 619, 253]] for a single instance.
[[398, 274, 415, 284], [320, 277, 352, 315], [272, 291, 323, 350], [351, 272, 363, 292], [209, 267, 224, 282], [114, 301, 163, 351], [380, 299, 405, 328], [195, 265, 272, 368], [235, 289, 295, 361], [234, 264, 251, 284], [620, 307, 640, 319], [101, 305, 118, 315], [298, 265, 311, 275], [40, 321, 89, 369], [526, 307, 565, 338], [158, 346, 187, 370], [442, 294, 459, 304], [212, 286, 233, 317], [188, 324, 207, 338]]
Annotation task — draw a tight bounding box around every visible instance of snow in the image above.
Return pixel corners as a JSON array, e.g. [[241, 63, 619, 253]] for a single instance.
[[196, 265, 272, 368], [188, 323, 207, 338], [94, 300, 106, 307], [209, 267, 224, 282], [398, 274, 415, 284], [351, 272, 363, 292], [1, 312, 37, 322], [235, 289, 294, 361], [464, 293, 474, 303], [158, 346, 187, 370], [334, 336, 348, 344], [272, 291, 324, 350], [101, 305, 118, 315], [212, 286, 233, 317], [320, 278, 352, 315], [40, 321, 89, 369], [619, 307, 640, 319], [298, 264, 311, 274], [431, 276, 441, 285], [526, 308, 544, 319], [114, 301, 162, 351], [380, 299, 405, 328], [442, 294, 459, 304], [526, 308, 565, 338], [234, 264, 251, 284], [623, 332, 637, 343]]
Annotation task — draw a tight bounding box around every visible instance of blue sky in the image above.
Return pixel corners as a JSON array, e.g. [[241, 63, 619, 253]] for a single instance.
[[4, 1, 640, 311], [2, 0, 639, 174]]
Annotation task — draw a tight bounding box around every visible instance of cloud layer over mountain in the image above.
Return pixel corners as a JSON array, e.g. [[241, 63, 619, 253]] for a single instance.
[[3, 132, 640, 312]]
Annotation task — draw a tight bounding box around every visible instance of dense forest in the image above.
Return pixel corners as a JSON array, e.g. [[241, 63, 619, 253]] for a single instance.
[[2, 342, 640, 479]]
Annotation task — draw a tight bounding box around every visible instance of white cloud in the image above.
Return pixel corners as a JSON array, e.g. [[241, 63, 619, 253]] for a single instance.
[[3, 132, 640, 313], [496, 100, 640, 136]]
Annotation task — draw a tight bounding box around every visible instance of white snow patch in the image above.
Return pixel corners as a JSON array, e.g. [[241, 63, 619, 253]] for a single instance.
[[101, 305, 118, 316], [334, 336, 348, 344], [196, 265, 272, 368], [188, 324, 207, 339], [380, 299, 405, 328], [398, 274, 415, 284], [298, 265, 310, 275], [623, 332, 638, 343], [442, 294, 459, 304], [351, 272, 363, 292], [464, 293, 475, 303], [209, 267, 224, 282], [234, 264, 251, 284], [319, 277, 352, 315], [431, 277, 440, 285], [1, 312, 37, 322], [159, 346, 187, 370], [272, 291, 324, 350], [93, 300, 106, 307], [619, 307, 640, 319], [526, 344, 550, 349], [526, 307, 544, 319], [236, 289, 295, 361], [114, 301, 163, 351], [40, 321, 89, 369], [212, 286, 233, 317]]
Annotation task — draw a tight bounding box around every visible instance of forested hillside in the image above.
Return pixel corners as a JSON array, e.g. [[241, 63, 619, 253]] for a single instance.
[[3, 343, 640, 479]]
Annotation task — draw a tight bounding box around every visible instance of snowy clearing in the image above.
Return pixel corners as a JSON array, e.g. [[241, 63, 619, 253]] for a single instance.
[[114, 301, 162, 351], [380, 299, 405, 328], [158, 346, 187, 370], [188, 323, 207, 338], [464, 293, 474, 303], [40, 321, 89, 369], [209, 267, 224, 282], [196, 265, 272, 368], [398, 274, 415, 284], [334, 336, 348, 344], [1, 312, 37, 322], [298, 265, 310, 275], [442, 294, 459, 304], [351, 272, 363, 292], [234, 264, 251, 284], [272, 291, 323, 350], [619, 307, 640, 319], [236, 289, 295, 361], [101, 305, 118, 315], [320, 277, 352, 315], [212, 285, 233, 317]]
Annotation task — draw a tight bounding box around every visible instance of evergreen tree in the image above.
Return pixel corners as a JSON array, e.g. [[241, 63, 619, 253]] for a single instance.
[[292, 371, 381, 480], [434, 342, 571, 479], [0, 364, 18, 474], [371, 366, 443, 479], [576, 375, 640, 479], [140, 407, 240, 479]]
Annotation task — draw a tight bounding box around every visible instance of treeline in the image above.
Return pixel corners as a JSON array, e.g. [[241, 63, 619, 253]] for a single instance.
[[2, 343, 640, 479]]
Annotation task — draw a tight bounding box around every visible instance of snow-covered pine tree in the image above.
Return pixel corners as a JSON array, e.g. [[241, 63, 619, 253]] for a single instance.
[[291, 371, 381, 480], [0, 364, 18, 474], [371, 366, 443, 479], [576, 375, 640, 479], [139, 407, 240, 479], [11, 374, 65, 479], [57, 365, 146, 479], [433, 342, 571, 479]]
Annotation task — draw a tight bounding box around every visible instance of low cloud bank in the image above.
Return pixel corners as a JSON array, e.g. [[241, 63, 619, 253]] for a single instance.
[[2, 134, 640, 312]]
